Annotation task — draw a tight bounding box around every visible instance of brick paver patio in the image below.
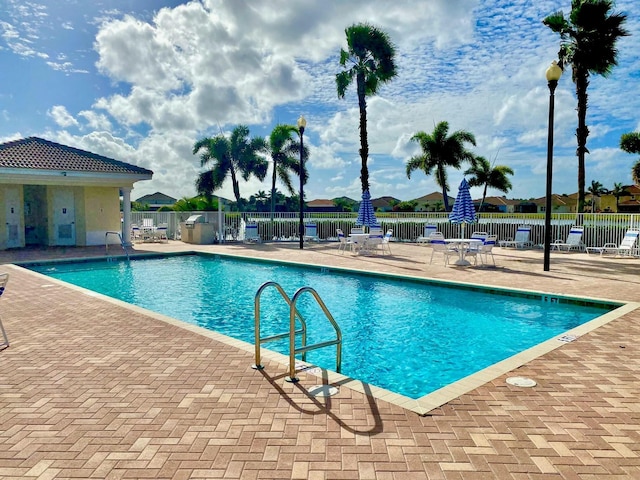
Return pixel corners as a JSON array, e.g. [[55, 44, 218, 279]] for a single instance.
[[1, 241, 640, 479]]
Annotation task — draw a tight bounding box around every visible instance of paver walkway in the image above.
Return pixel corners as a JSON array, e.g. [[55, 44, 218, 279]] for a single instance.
[[1, 242, 640, 479]]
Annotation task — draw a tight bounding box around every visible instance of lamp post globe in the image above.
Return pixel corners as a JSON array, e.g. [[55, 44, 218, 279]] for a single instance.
[[543, 61, 562, 272], [297, 115, 306, 250]]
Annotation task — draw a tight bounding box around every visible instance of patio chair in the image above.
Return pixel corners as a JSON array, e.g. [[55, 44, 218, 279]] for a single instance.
[[131, 224, 143, 243], [336, 229, 355, 254], [0, 273, 9, 350], [499, 225, 533, 249], [477, 234, 497, 266], [243, 223, 262, 243], [429, 233, 457, 266], [365, 228, 385, 254], [379, 229, 393, 255], [551, 226, 585, 252], [586, 229, 640, 256], [416, 224, 438, 244], [303, 223, 320, 243], [155, 223, 168, 243]]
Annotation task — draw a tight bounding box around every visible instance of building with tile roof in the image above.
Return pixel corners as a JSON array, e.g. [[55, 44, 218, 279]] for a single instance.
[[135, 192, 177, 211], [0, 137, 152, 250]]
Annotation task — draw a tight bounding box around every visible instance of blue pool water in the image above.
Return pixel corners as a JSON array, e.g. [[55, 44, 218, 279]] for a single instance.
[[29, 254, 617, 399]]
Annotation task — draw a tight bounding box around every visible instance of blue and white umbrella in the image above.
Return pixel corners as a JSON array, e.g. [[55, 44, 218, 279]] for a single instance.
[[356, 190, 378, 229], [449, 178, 476, 238]]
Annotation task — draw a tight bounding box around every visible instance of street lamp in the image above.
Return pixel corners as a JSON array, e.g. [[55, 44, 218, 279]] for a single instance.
[[297, 115, 307, 250], [543, 61, 562, 272]]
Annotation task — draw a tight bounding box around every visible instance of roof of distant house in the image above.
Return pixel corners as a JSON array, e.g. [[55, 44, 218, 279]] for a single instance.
[[413, 192, 455, 203], [307, 199, 335, 208], [135, 192, 177, 204], [0, 137, 153, 176]]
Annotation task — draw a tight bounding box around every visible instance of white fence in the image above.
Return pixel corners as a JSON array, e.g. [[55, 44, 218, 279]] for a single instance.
[[130, 211, 640, 248]]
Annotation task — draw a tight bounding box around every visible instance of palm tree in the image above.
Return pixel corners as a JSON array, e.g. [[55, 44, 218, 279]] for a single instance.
[[405, 121, 477, 212], [192, 125, 268, 204], [267, 124, 309, 216], [611, 182, 629, 212], [587, 180, 607, 212], [621, 132, 640, 184], [544, 0, 628, 213], [336, 23, 397, 194], [464, 156, 514, 212]]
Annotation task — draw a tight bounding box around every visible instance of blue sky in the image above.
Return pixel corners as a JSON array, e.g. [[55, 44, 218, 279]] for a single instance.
[[1, 0, 639, 203]]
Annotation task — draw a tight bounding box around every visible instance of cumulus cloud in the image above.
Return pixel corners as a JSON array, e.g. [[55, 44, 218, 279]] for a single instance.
[[48, 106, 78, 128]]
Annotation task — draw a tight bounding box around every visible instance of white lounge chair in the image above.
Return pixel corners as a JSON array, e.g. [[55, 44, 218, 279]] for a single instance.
[[586, 229, 640, 256], [0, 273, 9, 350], [303, 223, 320, 243], [499, 225, 533, 249], [243, 223, 262, 243], [551, 226, 585, 252], [416, 224, 438, 244]]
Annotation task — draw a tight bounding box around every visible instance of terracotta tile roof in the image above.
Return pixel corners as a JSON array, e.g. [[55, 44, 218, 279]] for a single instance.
[[0, 137, 153, 176]]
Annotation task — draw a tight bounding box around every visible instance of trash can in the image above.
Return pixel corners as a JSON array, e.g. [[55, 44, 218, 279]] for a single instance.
[[181, 215, 215, 244]]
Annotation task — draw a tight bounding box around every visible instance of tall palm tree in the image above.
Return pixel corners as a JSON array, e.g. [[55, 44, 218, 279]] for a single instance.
[[544, 0, 628, 213], [192, 125, 268, 203], [620, 132, 640, 184], [405, 121, 477, 212], [611, 182, 629, 212], [267, 124, 309, 216], [464, 156, 514, 212], [336, 23, 397, 194], [587, 179, 607, 212]]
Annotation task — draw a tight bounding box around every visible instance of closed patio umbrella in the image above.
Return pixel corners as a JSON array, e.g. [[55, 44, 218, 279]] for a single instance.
[[449, 178, 476, 238], [356, 190, 378, 230]]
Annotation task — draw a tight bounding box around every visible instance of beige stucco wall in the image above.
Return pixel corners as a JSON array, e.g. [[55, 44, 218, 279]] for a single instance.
[[0, 185, 25, 250], [83, 187, 121, 245]]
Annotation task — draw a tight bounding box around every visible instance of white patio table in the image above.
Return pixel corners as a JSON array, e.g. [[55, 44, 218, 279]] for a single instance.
[[444, 238, 483, 266], [348, 233, 370, 254]]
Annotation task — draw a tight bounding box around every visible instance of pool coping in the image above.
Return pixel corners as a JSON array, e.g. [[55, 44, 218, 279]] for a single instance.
[[14, 251, 639, 415]]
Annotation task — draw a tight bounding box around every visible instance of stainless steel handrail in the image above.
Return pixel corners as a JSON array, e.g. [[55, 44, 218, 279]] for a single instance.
[[287, 286, 342, 382], [253, 281, 307, 370], [105, 231, 129, 261], [253, 282, 342, 383]]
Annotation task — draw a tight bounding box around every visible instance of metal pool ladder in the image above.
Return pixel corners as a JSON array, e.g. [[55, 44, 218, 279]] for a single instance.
[[105, 231, 130, 261], [253, 281, 342, 383]]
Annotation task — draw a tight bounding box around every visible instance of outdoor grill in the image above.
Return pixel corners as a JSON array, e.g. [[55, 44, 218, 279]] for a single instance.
[[184, 214, 205, 229], [181, 214, 215, 244]]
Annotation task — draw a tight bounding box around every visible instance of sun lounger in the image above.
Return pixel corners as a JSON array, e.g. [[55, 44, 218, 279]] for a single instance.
[[499, 225, 533, 249], [586, 229, 640, 256], [551, 225, 585, 252], [243, 222, 262, 243], [416, 224, 438, 244], [303, 223, 320, 242]]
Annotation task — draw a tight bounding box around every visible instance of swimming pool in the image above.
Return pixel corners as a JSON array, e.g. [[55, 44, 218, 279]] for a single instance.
[[29, 254, 618, 400]]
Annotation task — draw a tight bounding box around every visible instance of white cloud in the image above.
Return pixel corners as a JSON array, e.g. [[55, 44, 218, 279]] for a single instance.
[[48, 106, 78, 128]]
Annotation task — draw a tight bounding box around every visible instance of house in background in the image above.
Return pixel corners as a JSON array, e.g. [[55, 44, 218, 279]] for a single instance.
[[135, 192, 177, 211], [371, 196, 399, 212], [0, 137, 152, 250], [306, 199, 336, 213], [412, 192, 454, 212]]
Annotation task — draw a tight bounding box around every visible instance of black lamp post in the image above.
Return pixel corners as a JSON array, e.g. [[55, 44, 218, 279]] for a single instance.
[[543, 61, 562, 272], [297, 115, 306, 250]]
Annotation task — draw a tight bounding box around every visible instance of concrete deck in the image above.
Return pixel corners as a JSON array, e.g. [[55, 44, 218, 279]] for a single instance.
[[1, 241, 640, 479]]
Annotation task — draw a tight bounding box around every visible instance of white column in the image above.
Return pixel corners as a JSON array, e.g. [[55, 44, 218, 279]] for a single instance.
[[122, 187, 132, 246]]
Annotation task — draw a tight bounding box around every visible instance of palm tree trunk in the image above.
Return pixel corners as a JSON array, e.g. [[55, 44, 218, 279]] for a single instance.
[[575, 69, 590, 213], [270, 163, 277, 220], [357, 71, 369, 193], [230, 168, 241, 204], [437, 164, 449, 211], [479, 184, 488, 213]]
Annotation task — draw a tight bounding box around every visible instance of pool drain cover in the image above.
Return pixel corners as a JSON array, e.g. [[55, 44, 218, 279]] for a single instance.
[[506, 376, 537, 388], [308, 385, 339, 397]]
